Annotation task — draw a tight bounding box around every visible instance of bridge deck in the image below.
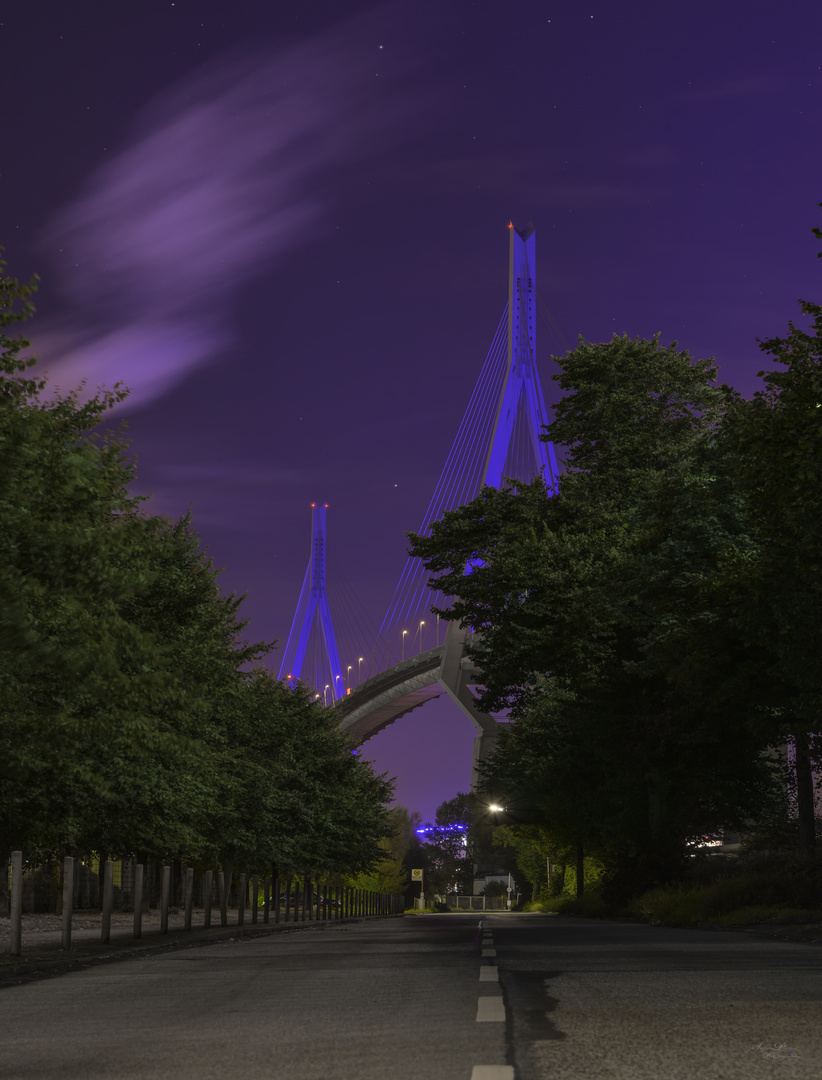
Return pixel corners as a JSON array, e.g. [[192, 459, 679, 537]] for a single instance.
[[334, 646, 447, 742]]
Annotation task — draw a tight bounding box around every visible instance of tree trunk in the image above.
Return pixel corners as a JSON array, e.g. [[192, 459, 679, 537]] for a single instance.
[[794, 731, 816, 853]]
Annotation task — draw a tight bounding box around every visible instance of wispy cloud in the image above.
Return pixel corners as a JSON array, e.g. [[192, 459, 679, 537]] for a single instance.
[[36, 4, 429, 410]]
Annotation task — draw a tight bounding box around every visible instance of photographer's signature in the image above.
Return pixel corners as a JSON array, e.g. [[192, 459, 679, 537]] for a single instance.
[[751, 1042, 800, 1059]]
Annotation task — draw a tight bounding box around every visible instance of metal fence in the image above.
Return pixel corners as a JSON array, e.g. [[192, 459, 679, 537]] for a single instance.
[[3, 852, 403, 957], [448, 894, 508, 910]]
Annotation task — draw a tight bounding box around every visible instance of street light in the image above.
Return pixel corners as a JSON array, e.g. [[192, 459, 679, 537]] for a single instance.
[[419, 619, 425, 653], [323, 684, 329, 706], [347, 665, 352, 690], [402, 629, 408, 660], [358, 657, 364, 685]]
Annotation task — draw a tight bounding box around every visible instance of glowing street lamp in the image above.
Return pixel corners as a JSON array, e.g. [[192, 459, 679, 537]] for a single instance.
[[323, 684, 330, 706], [347, 665, 352, 690], [358, 657, 364, 685], [419, 619, 425, 653], [402, 630, 408, 661]]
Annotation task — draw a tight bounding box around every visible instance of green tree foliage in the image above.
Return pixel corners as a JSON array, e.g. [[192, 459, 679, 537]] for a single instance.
[[0, 250, 394, 883], [346, 804, 419, 894], [411, 333, 784, 894], [717, 209, 822, 848]]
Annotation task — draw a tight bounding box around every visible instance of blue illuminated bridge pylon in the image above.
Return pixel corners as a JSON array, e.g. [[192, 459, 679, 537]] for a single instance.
[[278, 502, 345, 705], [284, 224, 561, 783]]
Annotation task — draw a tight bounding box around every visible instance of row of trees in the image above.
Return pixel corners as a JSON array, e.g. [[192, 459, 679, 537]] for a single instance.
[[0, 254, 394, 898], [411, 210, 822, 898]]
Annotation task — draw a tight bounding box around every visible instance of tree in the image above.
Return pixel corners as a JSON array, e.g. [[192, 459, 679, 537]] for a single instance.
[[718, 205, 822, 850], [1, 249, 396, 891], [346, 805, 418, 894], [410, 334, 781, 895]]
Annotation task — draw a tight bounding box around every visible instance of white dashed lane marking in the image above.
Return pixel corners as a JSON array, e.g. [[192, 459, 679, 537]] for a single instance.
[[470, 1067, 514, 1080], [479, 966, 499, 982], [481, 948, 497, 957], [476, 995, 506, 1022]]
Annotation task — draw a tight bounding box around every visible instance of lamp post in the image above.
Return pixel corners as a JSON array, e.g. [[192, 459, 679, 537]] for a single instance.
[[323, 684, 329, 706], [358, 657, 364, 685], [347, 665, 352, 691], [402, 630, 408, 661], [419, 619, 425, 653]]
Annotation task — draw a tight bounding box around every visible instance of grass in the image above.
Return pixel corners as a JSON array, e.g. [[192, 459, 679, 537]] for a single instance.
[[524, 851, 822, 930]]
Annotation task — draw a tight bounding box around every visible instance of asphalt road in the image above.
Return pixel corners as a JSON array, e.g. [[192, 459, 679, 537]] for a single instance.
[[1, 913, 821, 1080]]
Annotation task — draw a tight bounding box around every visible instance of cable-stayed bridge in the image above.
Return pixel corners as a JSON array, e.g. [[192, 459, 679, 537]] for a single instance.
[[278, 224, 560, 781]]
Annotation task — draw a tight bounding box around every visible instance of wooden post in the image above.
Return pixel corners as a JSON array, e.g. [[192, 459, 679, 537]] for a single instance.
[[263, 876, 271, 925], [101, 860, 114, 944], [203, 870, 213, 928], [218, 871, 227, 927], [61, 856, 74, 950], [10, 851, 23, 957], [160, 864, 171, 934], [184, 867, 194, 930], [252, 874, 259, 924], [237, 873, 246, 926], [133, 863, 144, 939]]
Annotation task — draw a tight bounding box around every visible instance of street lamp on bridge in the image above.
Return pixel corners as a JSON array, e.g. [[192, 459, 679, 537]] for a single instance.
[[402, 630, 408, 661]]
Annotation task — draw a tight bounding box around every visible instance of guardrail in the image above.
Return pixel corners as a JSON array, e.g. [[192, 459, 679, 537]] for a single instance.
[[4, 852, 402, 957]]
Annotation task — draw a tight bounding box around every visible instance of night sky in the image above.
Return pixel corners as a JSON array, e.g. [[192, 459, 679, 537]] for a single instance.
[[3, 1, 821, 821]]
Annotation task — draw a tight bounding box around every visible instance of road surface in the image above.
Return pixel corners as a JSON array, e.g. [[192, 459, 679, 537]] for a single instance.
[[2, 913, 821, 1079]]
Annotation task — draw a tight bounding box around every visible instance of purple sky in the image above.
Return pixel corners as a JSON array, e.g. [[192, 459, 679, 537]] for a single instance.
[[3, 1, 821, 821]]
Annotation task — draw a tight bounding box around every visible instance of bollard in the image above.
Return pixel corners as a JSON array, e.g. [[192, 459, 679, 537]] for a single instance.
[[203, 870, 213, 929], [263, 876, 271, 925], [160, 864, 171, 934], [184, 867, 194, 930], [62, 856, 75, 950], [10, 851, 23, 957], [218, 871, 227, 927], [237, 873, 246, 927], [133, 864, 144, 939], [101, 860, 114, 944], [252, 874, 259, 924]]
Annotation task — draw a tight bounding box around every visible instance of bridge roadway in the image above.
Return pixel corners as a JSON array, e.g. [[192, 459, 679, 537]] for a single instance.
[[334, 623, 500, 779]]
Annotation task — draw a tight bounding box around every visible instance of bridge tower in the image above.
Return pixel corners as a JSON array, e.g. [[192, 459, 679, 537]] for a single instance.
[[337, 224, 560, 787], [440, 224, 558, 782], [279, 503, 345, 703], [483, 224, 559, 489]]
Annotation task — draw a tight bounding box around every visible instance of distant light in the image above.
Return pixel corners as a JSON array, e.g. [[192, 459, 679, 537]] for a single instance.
[[346, 687, 351, 695], [489, 804, 505, 813], [416, 824, 469, 835], [507, 221, 513, 229]]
